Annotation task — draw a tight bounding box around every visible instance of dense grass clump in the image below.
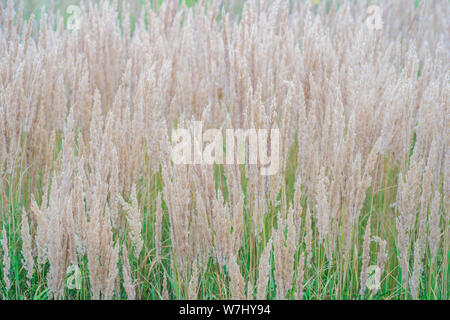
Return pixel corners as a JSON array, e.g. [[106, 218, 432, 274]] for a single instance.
[[0, 0, 449, 300]]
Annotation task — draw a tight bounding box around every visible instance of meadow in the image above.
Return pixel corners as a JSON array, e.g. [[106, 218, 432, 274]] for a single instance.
[[0, 0, 448, 300]]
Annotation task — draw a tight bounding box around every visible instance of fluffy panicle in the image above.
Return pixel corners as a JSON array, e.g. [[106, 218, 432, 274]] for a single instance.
[[256, 239, 272, 300], [1, 228, 11, 291]]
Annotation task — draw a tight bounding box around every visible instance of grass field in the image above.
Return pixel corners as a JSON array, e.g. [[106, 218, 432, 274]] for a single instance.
[[0, 0, 449, 300]]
